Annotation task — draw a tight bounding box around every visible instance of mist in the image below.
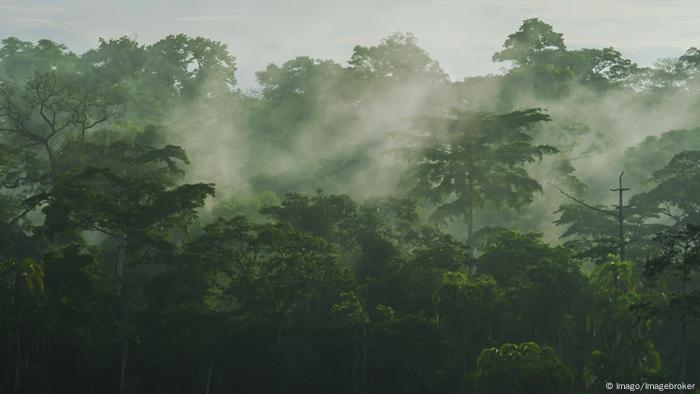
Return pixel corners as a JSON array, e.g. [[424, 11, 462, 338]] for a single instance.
[[138, 24, 700, 246]]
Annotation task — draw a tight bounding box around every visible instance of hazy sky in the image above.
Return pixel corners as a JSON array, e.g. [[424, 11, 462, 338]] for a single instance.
[[1, 0, 698, 89]]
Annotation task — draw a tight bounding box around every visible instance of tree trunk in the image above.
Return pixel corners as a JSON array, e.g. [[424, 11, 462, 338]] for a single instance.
[[352, 330, 359, 394], [456, 333, 465, 394], [679, 273, 687, 388], [117, 235, 129, 394], [466, 179, 475, 275], [557, 326, 563, 361], [304, 293, 311, 326], [362, 325, 367, 394], [44, 141, 56, 176], [12, 278, 22, 394], [680, 321, 686, 389], [206, 352, 215, 394], [116, 237, 127, 291], [277, 317, 284, 345], [119, 338, 129, 394], [13, 334, 21, 393], [467, 202, 473, 252]]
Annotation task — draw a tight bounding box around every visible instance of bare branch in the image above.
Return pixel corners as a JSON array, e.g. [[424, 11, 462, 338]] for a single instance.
[[7, 205, 36, 226], [549, 182, 617, 217]]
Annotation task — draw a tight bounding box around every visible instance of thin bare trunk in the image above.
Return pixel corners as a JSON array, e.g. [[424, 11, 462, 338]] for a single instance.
[[277, 316, 285, 345], [13, 334, 21, 392], [679, 322, 686, 388], [558, 326, 563, 361], [116, 238, 126, 291], [117, 235, 129, 394], [466, 178, 475, 275], [119, 339, 129, 394], [206, 352, 215, 394], [352, 330, 359, 394], [467, 182, 474, 249], [362, 325, 367, 394], [456, 333, 465, 394], [679, 268, 687, 388], [44, 141, 55, 176], [304, 293, 311, 326], [467, 203, 473, 251]]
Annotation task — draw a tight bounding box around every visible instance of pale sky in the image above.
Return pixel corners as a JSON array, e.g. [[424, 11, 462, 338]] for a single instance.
[[1, 0, 699, 89]]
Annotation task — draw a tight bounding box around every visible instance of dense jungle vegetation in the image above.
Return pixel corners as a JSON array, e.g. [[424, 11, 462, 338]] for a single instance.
[[2, 18, 700, 393]]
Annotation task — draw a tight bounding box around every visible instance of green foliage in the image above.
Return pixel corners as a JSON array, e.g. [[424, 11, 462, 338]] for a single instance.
[[434, 272, 498, 345], [0, 257, 45, 301], [478, 230, 583, 345], [567, 47, 638, 89], [368, 315, 452, 394], [584, 259, 660, 387], [38, 140, 215, 243], [350, 32, 448, 84], [434, 271, 499, 393], [261, 190, 360, 249], [632, 151, 700, 226], [493, 19, 637, 100], [638, 226, 700, 356], [209, 191, 281, 222], [493, 18, 566, 66], [0, 37, 79, 81], [251, 56, 348, 147], [555, 203, 663, 262], [331, 291, 370, 326], [474, 342, 572, 394], [146, 34, 237, 98]]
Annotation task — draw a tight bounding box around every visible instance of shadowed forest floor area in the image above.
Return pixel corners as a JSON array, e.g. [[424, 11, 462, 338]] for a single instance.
[[2, 17, 700, 393]]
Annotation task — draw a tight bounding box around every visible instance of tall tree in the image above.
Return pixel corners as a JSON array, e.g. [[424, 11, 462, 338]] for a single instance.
[[146, 34, 237, 98], [492, 18, 566, 67], [404, 108, 556, 256], [38, 140, 214, 393], [0, 71, 120, 186], [349, 32, 448, 84]]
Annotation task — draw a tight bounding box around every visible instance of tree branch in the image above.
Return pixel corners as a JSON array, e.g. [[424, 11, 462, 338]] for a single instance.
[[7, 205, 36, 226], [549, 182, 617, 217]]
